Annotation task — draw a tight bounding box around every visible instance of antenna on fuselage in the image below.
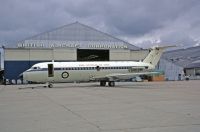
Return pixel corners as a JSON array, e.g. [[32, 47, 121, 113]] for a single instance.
[[51, 48, 54, 62]]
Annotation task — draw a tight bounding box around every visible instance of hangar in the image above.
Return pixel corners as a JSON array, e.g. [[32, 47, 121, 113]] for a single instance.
[[3, 22, 149, 82], [158, 46, 200, 80], [2, 22, 200, 83]]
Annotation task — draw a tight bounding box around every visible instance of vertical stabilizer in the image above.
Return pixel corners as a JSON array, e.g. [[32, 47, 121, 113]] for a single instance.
[[143, 46, 175, 67]]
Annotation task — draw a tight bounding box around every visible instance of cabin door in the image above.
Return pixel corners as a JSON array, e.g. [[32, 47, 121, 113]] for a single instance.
[[48, 64, 54, 77]]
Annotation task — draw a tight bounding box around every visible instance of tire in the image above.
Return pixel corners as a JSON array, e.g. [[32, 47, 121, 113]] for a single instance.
[[108, 81, 115, 87], [48, 83, 53, 88]]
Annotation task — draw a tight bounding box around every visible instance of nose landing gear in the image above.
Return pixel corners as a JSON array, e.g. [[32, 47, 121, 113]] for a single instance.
[[48, 83, 53, 88], [108, 81, 115, 87]]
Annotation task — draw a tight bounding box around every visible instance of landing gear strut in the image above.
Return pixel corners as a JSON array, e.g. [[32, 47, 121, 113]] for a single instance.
[[100, 81, 106, 86]]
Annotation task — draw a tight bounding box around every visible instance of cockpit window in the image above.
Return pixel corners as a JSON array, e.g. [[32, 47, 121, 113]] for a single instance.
[[31, 67, 41, 70]]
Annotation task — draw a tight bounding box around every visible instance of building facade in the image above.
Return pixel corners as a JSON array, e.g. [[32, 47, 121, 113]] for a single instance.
[[4, 22, 200, 82], [158, 46, 200, 80], [4, 22, 149, 82]]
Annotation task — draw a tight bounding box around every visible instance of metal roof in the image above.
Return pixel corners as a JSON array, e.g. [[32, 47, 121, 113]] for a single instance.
[[18, 22, 139, 50], [162, 46, 200, 68]]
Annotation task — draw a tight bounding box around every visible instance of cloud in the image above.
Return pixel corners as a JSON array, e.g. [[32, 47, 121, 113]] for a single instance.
[[0, 0, 200, 48]]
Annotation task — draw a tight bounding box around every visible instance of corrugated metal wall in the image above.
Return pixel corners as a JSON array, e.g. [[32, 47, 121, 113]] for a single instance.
[[130, 50, 148, 61], [158, 59, 184, 80], [4, 48, 77, 80], [109, 49, 130, 60], [109, 49, 148, 61], [5, 48, 77, 61]]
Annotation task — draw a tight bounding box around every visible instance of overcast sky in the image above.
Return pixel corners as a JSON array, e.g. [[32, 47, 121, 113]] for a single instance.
[[1, 0, 200, 48]]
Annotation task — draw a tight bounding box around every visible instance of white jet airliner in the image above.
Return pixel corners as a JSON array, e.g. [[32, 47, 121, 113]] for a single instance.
[[21, 46, 173, 87]]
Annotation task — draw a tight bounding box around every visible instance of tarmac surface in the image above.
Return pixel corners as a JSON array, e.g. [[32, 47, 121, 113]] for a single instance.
[[0, 80, 200, 132]]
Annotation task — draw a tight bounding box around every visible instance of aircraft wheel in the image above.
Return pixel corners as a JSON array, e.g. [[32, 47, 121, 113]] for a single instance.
[[108, 81, 115, 87], [48, 83, 53, 88], [100, 81, 106, 86]]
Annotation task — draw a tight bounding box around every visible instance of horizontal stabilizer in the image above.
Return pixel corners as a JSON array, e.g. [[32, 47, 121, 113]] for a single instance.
[[143, 45, 176, 67]]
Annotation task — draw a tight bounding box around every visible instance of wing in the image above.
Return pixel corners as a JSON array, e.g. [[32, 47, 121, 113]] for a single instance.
[[91, 71, 160, 81]]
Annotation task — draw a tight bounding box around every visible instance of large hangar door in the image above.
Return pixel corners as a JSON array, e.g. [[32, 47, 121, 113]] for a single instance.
[[77, 49, 109, 61]]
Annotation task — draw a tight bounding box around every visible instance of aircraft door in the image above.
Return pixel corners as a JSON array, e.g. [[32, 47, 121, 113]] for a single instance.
[[48, 64, 54, 77]]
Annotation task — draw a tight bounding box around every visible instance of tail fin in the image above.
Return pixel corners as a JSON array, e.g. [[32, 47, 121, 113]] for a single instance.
[[143, 45, 175, 67]]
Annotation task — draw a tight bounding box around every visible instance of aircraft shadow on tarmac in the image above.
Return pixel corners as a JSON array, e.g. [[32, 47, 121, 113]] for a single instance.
[[18, 83, 157, 90]]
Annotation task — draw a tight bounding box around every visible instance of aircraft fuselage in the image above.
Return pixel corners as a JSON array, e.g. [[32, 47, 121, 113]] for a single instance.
[[23, 61, 153, 83]]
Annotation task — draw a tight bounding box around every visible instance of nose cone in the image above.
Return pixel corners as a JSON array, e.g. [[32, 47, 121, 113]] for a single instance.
[[23, 71, 28, 81], [18, 73, 23, 79], [18, 71, 28, 81]]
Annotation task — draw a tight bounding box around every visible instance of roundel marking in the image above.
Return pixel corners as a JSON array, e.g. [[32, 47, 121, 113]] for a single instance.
[[61, 72, 69, 79]]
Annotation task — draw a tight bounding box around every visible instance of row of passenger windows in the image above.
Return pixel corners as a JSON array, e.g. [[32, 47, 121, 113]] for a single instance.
[[54, 67, 138, 70]]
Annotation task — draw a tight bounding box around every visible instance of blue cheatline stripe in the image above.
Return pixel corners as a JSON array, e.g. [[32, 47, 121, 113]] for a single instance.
[[26, 66, 146, 72]]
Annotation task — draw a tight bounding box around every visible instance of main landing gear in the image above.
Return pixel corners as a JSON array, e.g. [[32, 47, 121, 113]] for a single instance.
[[100, 81, 115, 87], [108, 81, 115, 87], [100, 81, 106, 86]]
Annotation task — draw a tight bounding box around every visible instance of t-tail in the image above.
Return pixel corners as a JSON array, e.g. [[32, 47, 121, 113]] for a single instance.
[[143, 45, 175, 68]]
